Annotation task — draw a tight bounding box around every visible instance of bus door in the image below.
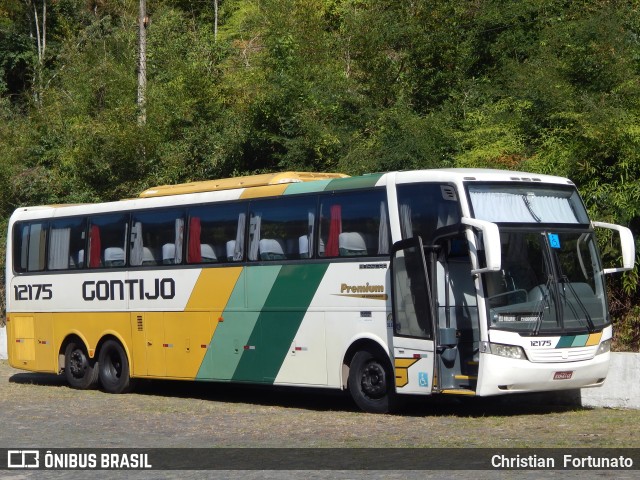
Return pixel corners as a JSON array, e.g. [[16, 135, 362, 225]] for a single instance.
[[433, 233, 480, 394], [390, 237, 436, 395], [428, 219, 500, 395]]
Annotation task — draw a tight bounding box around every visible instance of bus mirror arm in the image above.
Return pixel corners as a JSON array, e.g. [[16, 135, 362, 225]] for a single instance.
[[461, 217, 502, 274], [592, 221, 636, 274]]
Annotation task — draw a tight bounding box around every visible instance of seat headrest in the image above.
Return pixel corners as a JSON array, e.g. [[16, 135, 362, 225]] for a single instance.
[[338, 232, 367, 251], [104, 247, 125, 262], [298, 235, 309, 255], [162, 243, 175, 260], [226, 240, 236, 259], [201, 243, 216, 260], [259, 238, 284, 255]]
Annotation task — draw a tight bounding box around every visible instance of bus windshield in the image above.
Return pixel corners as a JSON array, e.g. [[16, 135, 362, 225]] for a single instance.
[[484, 230, 609, 334], [468, 184, 590, 224]]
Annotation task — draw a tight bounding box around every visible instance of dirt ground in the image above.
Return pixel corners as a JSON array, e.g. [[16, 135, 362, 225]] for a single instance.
[[0, 360, 638, 479], [1, 360, 639, 449]]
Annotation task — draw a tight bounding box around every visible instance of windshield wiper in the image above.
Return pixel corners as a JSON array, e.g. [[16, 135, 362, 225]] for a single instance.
[[560, 275, 596, 332], [522, 195, 542, 223], [552, 246, 596, 333], [532, 274, 553, 336]]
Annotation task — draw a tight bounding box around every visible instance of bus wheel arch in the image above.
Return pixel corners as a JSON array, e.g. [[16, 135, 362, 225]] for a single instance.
[[61, 335, 99, 390], [96, 336, 136, 394], [343, 339, 397, 414]]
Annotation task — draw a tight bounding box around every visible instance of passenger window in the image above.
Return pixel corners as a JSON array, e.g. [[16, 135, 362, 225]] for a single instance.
[[187, 203, 247, 263], [87, 214, 129, 268], [48, 218, 87, 270], [130, 209, 185, 266], [14, 222, 48, 272], [319, 190, 390, 258], [248, 196, 317, 261], [397, 184, 461, 244]]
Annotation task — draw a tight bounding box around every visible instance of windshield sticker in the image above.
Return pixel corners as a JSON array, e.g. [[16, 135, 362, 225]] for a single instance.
[[548, 233, 561, 249]]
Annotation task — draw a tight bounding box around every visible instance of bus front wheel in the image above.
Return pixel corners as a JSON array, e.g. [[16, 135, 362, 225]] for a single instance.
[[98, 339, 134, 394], [64, 341, 99, 389], [348, 349, 396, 414]]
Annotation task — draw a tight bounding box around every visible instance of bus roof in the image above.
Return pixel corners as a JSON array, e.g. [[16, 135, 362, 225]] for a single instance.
[[139, 171, 349, 198]]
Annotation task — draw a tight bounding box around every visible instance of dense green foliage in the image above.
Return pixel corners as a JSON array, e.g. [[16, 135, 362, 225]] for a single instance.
[[1, 0, 639, 348]]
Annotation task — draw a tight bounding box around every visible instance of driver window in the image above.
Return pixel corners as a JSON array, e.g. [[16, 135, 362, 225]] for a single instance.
[[397, 184, 461, 244]]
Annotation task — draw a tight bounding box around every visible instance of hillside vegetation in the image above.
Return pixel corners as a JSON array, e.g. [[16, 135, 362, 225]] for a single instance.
[[1, 0, 639, 348]]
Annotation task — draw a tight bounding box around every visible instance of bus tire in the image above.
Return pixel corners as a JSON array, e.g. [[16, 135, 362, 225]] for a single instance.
[[64, 341, 99, 390], [348, 349, 396, 414], [98, 339, 134, 394]]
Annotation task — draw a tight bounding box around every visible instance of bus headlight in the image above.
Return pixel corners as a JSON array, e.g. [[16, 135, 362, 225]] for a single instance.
[[489, 343, 527, 360], [596, 339, 611, 355]]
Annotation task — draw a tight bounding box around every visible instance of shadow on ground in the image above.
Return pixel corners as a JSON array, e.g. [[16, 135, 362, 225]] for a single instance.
[[9, 370, 585, 418]]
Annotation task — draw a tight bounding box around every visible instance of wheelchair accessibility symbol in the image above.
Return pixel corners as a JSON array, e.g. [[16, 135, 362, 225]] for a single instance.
[[548, 233, 561, 249], [418, 372, 429, 387]]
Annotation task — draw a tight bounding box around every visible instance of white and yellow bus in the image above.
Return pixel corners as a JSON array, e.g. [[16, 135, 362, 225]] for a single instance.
[[5, 169, 635, 412]]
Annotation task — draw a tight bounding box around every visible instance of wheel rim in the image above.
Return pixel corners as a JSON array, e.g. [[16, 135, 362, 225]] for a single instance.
[[106, 350, 123, 381], [69, 349, 87, 379], [360, 361, 387, 399]]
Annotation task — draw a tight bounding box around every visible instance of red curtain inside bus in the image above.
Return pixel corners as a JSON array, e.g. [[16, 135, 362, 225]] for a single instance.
[[188, 217, 202, 263], [89, 225, 101, 268], [325, 204, 342, 257]]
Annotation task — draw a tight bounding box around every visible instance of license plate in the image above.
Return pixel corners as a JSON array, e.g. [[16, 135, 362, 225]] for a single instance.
[[553, 371, 573, 380]]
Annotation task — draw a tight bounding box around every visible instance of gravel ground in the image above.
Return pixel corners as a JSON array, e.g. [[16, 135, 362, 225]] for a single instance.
[[0, 360, 638, 479]]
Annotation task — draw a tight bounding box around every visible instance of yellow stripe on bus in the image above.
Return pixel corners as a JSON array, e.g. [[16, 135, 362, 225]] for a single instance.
[[585, 331, 603, 347], [239, 184, 289, 199], [395, 358, 420, 388], [186, 267, 243, 311]]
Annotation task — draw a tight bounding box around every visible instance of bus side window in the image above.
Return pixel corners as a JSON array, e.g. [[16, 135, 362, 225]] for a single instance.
[[248, 196, 317, 262], [319, 190, 389, 258], [187, 203, 246, 264], [48, 218, 87, 270], [88, 213, 129, 269], [13, 221, 48, 272], [397, 183, 461, 243], [131, 209, 185, 267]]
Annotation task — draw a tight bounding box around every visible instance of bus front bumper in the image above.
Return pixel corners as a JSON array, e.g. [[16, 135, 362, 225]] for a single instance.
[[475, 351, 609, 396]]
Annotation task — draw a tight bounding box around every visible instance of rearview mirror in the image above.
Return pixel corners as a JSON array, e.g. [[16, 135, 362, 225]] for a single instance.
[[461, 217, 501, 274]]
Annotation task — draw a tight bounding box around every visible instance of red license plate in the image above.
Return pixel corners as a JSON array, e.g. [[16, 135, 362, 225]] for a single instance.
[[553, 371, 573, 380]]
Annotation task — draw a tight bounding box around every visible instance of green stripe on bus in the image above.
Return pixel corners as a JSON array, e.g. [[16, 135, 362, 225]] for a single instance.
[[196, 266, 282, 380], [571, 334, 589, 347], [283, 180, 333, 195], [231, 263, 329, 383], [324, 174, 383, 191], [555, 336, 575, 348]]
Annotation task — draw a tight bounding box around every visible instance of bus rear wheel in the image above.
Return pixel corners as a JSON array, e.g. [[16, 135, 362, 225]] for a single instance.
[[64, 341, 99, 389], [348, 349, 396, 414], [98, 339, 134, 394]]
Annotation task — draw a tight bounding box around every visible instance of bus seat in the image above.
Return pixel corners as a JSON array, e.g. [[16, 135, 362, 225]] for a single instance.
[[200, 243, 217, 263], [104, 247, 125, 267], [448, 257, 476, 307], [226, 240, 236, 261], [567, 282, 595, 298], [69, 249, 84, 268], [528, 284, 549, 303], [142, 247, 157, 266], [162, 243, 176, 264], [259, 238, 286, 260], [338, 232, 367, 256], [299, 235, 309, 258], [286, 238, 297, 257]]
